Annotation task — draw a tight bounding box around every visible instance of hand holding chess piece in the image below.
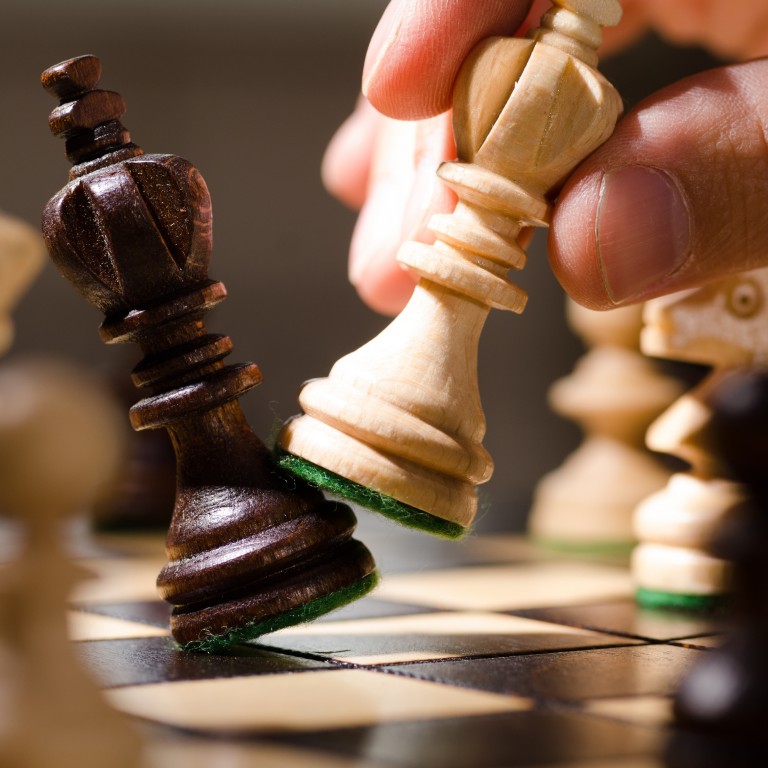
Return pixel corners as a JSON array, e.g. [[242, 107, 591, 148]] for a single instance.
[[0, 360, 140, 768], [330, 3, 768, 322], [279, 0, 624, 536], [41, 55, 376, 650]]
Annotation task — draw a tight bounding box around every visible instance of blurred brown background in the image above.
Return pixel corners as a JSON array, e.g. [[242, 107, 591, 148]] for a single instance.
[[2, 0, 720, 531]]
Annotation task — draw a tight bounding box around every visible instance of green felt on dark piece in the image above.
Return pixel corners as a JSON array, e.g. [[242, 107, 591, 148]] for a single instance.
[[182, 570, 380, 653], [635, 587, 726, 613], [277, 451, 467, 540]]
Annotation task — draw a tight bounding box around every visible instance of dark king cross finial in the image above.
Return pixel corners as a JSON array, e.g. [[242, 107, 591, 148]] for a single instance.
[[41, 55, 377, 650]]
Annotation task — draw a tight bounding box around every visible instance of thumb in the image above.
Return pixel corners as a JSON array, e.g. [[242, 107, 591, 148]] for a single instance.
[[549, 60, 768, 310]]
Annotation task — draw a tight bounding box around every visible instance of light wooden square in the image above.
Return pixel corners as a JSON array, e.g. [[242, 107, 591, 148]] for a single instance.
[[261, 610, 630, 664], [375, 562, 633, 611], [108, 668, 531, 732], [68, 611, 167, 641]]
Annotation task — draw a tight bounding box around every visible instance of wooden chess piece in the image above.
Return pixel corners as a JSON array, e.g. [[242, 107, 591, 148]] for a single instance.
[[91, 368, 177, 530], [529, 300, 682, 550], [0, 359, 141, 768], [278, 0, 624, 536], [40, 55, 377, 650], [668, 367, 768, 763], [633, 267, 768, 610], [0, 213, 45, 356]]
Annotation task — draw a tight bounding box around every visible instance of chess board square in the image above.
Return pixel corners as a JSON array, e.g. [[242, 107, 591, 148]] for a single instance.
[[381, 644, 701, 701], [670, 635, 722, 649], [510, 598, 724, 641], [271, 709, 663, 768], [256, 611, 641, 665], [531, 760, 663, 768], [664, 728, 768, 768], [77, 636, 328, 688], [314, 596, 440, 623], [68, 610, 168, 641], [144, 735, 390, 768], [583, 696, 673, 727], [80, 593, 436, 631], [93, 532, 168, 559], [357, 525, 542, 573], [107, 668, 531, 732], [72, 557, 165, 603], [374, 561, 633, 611], [76, 599, 172, 629]]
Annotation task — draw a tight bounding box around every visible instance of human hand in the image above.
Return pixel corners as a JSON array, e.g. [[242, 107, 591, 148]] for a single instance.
[[323, 99, 457, 315], [324, 0, 768, 315]]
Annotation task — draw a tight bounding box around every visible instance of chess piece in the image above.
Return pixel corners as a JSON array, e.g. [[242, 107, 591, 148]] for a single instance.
[[529, 300, 682, 549], [669, 367, 768, 761], [633, 267, 768, 610], [41, 55, 377, 649], [278, 0, 624, 536], [91, 368, 176, 530], [0, 359, 141, 768], [0, 208, 157, 531], [0, 212, 45, 356]]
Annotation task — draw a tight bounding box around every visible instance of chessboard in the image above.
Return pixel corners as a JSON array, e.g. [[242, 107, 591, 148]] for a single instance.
[[57, 512, 722, 768]]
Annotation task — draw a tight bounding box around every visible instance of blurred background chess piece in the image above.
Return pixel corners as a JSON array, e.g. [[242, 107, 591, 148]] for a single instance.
[[0, 210, 138, 766], [665, 367, 768, 767], [633, 267, 768, 610], [530, 300, 682, 550], [0, 213, 44, 357], [0, 359, 139, 768]]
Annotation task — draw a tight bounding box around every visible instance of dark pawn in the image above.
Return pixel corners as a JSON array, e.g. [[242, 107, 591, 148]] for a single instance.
[[667, 368, 768, 767], [41, 55, 377, 650]]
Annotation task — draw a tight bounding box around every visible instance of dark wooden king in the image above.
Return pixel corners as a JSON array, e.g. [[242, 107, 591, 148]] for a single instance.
[[41, 55, 376, 649]]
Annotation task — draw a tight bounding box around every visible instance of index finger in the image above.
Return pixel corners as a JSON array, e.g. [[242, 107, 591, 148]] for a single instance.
[[362, 0, 537, 120]]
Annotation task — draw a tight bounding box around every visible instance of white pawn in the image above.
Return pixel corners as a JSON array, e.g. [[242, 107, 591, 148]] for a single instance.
[[529, 300, 682, 549], [0, 359, 139, 768], [633, 266, 768, 609], [279, 0, 624, 534], [0, 212, 45, 356]]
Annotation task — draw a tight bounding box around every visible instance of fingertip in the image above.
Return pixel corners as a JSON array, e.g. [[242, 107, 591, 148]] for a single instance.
[[354, 264, 418, 317], [548, 172, 614, 310], [348, 177, 416, 316], [362, 0, 407, 96], [401, 114, 457, 243], [321, 101, 380, 210], [346, 113, 454, 316], [363, 0, 533, 119]]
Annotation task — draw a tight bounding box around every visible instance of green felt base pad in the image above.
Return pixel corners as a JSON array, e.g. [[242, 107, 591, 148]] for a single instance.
[[277, 451, 467, 539], [635, 586, 726, 613], [182, 570, 380, 653]]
